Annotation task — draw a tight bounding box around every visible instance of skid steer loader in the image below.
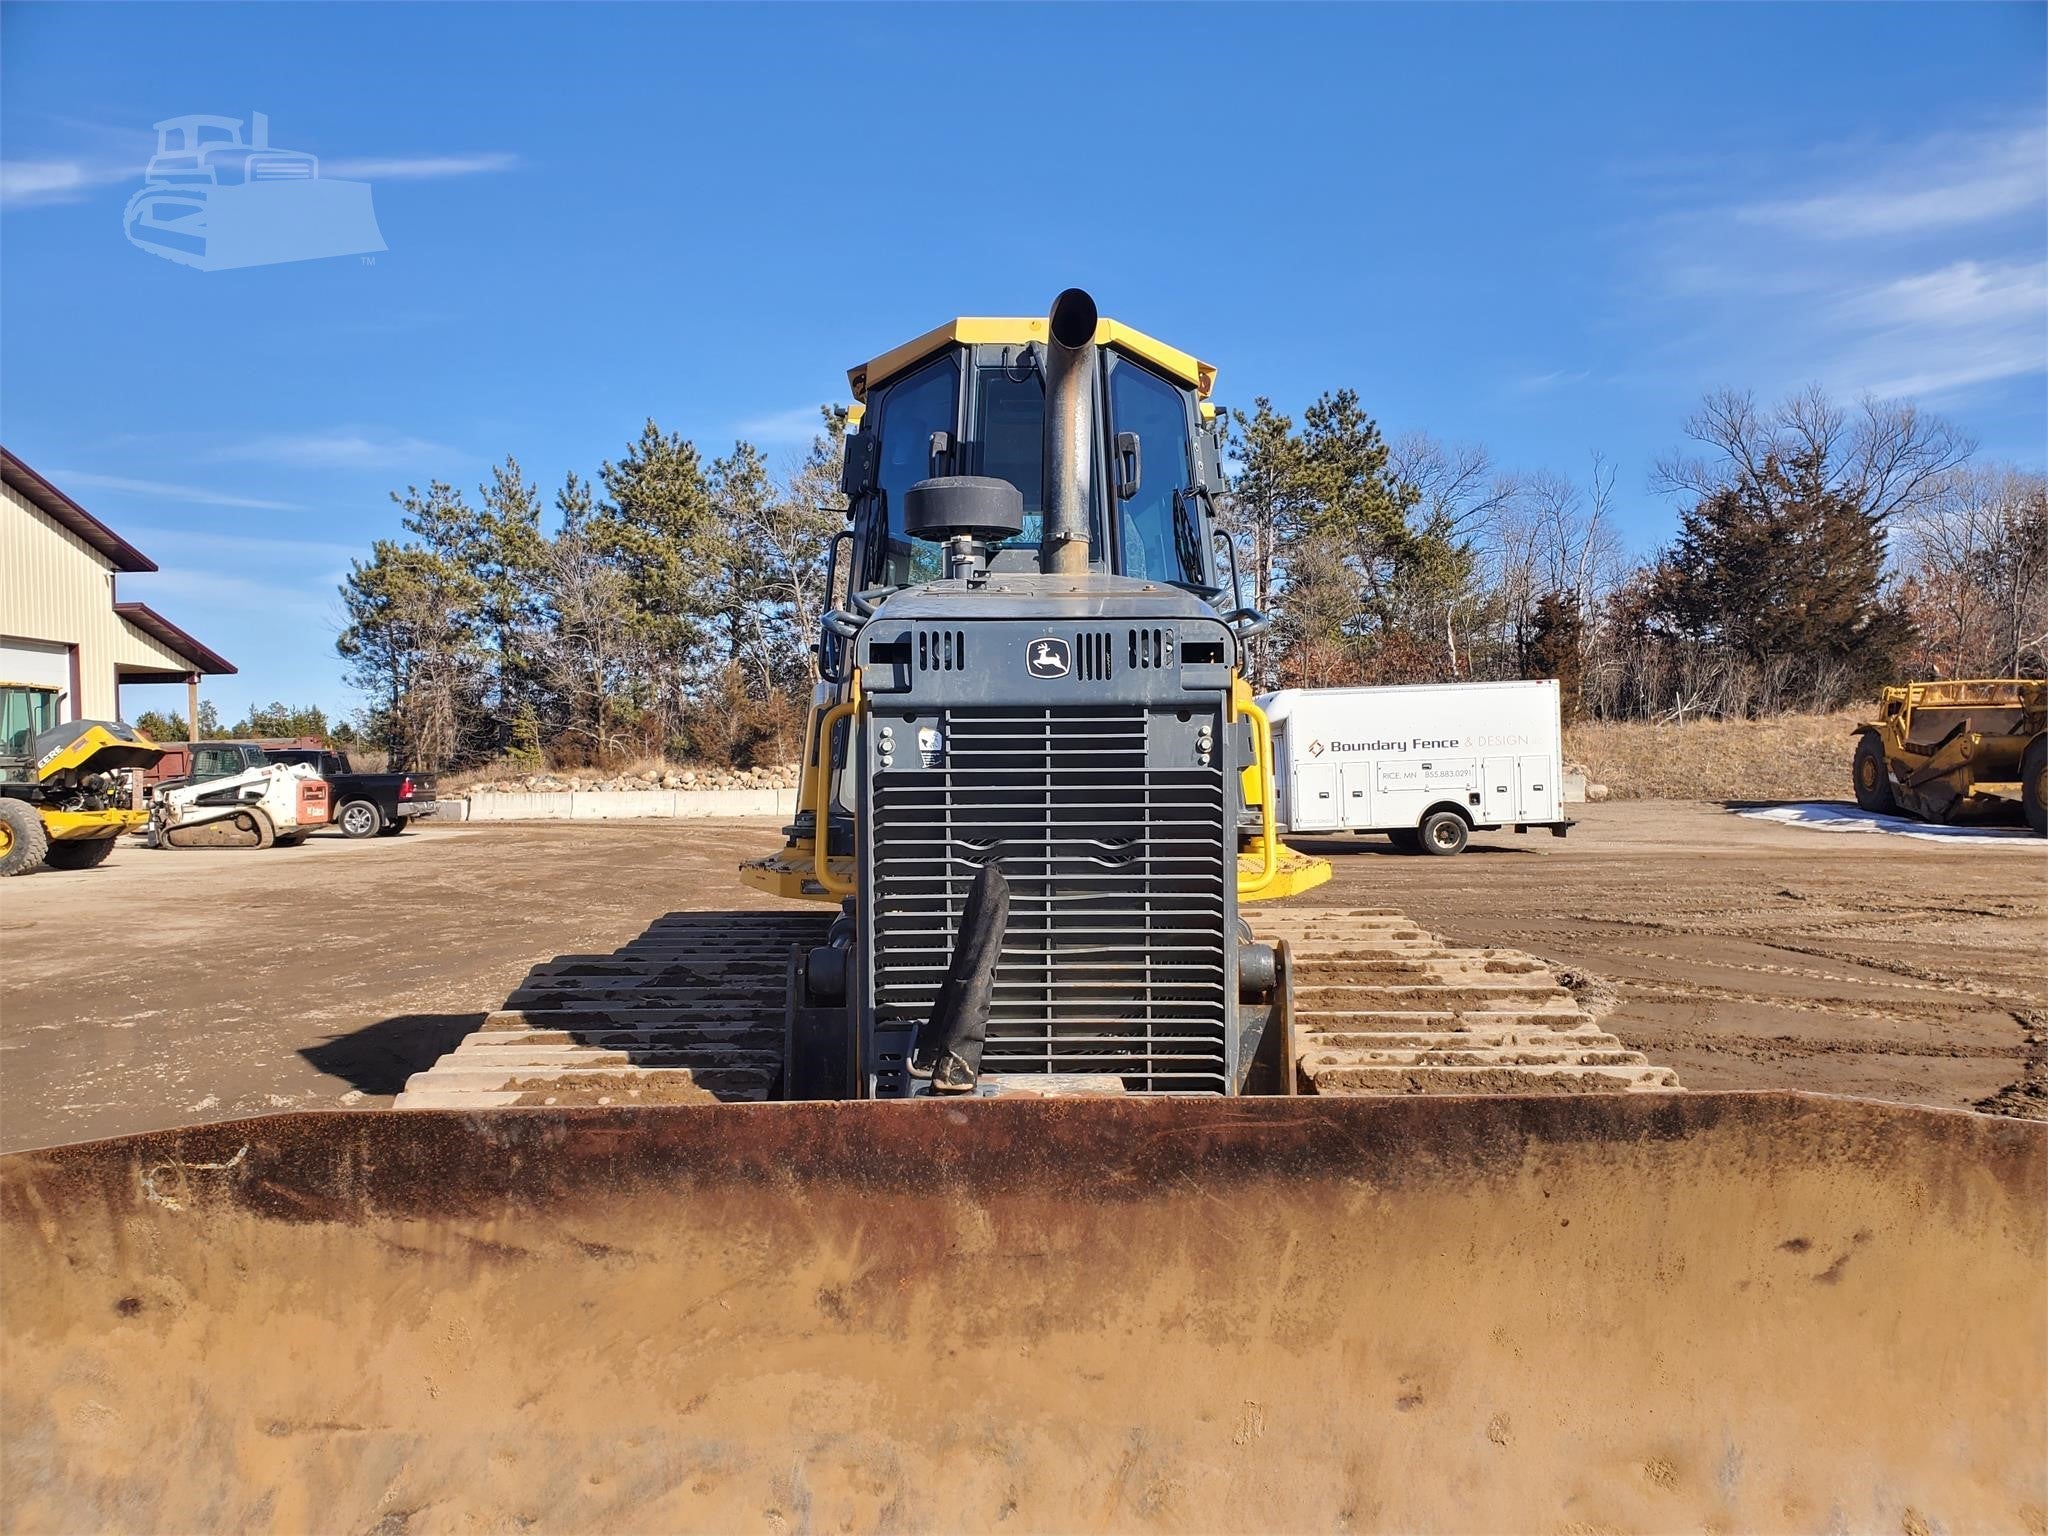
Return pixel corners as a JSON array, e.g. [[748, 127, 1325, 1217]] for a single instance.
[[147, 754, 331, 849], [3, 293, 2042, 1534]]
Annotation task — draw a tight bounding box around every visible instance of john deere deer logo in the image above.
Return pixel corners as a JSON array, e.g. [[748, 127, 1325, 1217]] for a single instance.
[[1026, 638, 1071, 679]]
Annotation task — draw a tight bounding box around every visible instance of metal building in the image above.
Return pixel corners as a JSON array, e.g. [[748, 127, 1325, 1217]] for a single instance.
[[1, 449, 234, 734]]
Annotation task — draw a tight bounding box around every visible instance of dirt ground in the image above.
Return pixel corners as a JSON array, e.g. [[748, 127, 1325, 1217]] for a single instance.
[[1, 802, 2041, 1152]]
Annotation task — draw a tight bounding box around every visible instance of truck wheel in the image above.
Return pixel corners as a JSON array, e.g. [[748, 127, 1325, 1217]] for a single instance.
[[0, 799, 49, 876], [42, 836, 117, 871], [377, 819, 407, 837], [1419, 810, 1469, 856], [2023, 735, 2046, 838], [1852, 733, 1896, 813], [1387, 828, 1421, 853], [337, 800, 383, 839]]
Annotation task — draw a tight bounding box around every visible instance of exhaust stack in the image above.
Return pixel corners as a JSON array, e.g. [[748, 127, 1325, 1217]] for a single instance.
[[1040, 287, 1097, 576]]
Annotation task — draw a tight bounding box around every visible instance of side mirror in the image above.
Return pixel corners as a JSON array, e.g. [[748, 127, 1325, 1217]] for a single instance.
[[840, 432, 878, 497], [1114, 430, 1141, 501]]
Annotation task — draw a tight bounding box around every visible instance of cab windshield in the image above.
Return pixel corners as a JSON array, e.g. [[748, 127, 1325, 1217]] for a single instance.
[[0, 686, 58, 762], [863, 344, 1201, 587]]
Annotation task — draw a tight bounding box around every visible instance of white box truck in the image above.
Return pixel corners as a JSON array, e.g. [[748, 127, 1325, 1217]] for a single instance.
[[1258, 679, 1571, 855]]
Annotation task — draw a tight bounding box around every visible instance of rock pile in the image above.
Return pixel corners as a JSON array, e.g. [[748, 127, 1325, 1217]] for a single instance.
[[467, 763, 802, 794]]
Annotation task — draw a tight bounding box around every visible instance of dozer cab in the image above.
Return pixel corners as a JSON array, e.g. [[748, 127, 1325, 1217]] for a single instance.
[[4, 294, 2041, 1533], [0, 681, 161, 875], [1853, 677, 2046, 834]]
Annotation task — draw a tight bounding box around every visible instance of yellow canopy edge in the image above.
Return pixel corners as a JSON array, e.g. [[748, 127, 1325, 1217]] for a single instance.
[[849, 317, 1215, 402]]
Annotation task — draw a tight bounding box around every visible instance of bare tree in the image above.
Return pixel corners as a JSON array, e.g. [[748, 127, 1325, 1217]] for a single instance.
[[1656, 385, 1973, 522], [1897, 465, 2048, 677]]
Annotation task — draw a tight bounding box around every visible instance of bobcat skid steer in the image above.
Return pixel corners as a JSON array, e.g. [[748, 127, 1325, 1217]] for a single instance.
[[149, 757, 330, 848]]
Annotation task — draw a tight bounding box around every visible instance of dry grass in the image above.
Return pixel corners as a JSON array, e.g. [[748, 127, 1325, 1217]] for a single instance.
[[1564, 709, 1866, 803]]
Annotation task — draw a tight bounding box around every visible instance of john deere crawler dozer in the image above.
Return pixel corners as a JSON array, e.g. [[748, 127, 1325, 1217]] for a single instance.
[[3, 293, 2041, 1534]]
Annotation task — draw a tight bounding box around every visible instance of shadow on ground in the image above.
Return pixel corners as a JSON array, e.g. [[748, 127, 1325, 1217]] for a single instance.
[[303, 913, 823, 1104], [1286, 834, 1546, 858], [301, 1014, 484, 1095]]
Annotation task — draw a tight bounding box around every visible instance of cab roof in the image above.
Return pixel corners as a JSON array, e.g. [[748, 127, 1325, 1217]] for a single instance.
[[849, 316, 1216, 402]]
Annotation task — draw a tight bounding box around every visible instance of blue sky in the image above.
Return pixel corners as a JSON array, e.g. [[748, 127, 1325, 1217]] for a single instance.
[[3, 3, 2043, 721]]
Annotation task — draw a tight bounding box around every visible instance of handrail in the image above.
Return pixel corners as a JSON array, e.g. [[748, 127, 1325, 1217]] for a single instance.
[[1240, 697, 1281, 896], [809, 670, 861, 898]]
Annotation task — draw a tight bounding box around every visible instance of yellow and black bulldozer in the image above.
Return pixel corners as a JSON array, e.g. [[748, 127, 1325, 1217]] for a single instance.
[[3, 294, 2041, 1533], [0, 680, 161, 876]]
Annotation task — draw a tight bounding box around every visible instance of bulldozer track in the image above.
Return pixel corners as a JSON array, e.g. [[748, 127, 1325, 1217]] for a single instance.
[[394, 913, 832, 1109], [399, 903, 1681, 1106], [1254, 907, 1682, 1095]]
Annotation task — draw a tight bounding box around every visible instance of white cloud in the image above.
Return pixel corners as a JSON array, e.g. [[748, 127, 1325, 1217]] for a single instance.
[[131, 568, 336, 627], [322, 152, 519, 181], [1628, 118, 2048, 409], [2, 132, 514, 210], [213, 431, 454, 470], [1840, 259, 2047, 329], [49, 470, 304, 512], [737, 406, 836, 445], [1512, 369, 1592, 394], [118, 524, 359, 566], [0, 157, 130, 209], [1736, 123, 2045, 239]]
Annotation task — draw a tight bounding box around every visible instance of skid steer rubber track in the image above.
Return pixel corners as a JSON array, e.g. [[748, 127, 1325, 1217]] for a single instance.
[[394, 911, 832, 1109], [1253, 906, 1681, 1094]]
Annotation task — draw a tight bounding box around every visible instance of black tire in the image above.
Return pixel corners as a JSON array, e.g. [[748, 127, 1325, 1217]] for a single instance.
[[42, 836, 117, 871], [0, 798, 49, 876], [1387, 828, 1421, 853], [1418, 809, 1469, 856], [2023, 734, 2046, 838], [1852, 732, 1896, 814], [336, 799, 383, 839], [376, 818, 407, 836]]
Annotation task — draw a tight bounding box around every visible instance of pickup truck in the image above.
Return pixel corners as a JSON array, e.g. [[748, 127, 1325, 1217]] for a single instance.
[[265, 749, 437, 839]]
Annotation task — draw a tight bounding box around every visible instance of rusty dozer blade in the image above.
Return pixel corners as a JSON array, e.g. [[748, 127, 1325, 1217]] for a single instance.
[[3, 1094, 2041, 1534]]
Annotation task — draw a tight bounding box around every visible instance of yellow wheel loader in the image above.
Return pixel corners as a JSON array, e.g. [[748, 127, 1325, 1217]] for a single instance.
[[0, 681, 161, 875], [1853, 677, 2046, 834], [3, 295, 2041, 1533]]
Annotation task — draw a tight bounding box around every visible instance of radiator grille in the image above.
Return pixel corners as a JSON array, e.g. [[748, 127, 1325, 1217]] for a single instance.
[[870, 706, 1230, 1093]]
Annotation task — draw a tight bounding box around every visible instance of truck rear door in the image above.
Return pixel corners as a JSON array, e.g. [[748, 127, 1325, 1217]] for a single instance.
[[1517, 754, 1556, 820], [1290, 762, 1341, 831]]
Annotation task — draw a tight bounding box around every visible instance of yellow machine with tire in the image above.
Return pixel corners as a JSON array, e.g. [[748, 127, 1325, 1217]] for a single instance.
[[0, 681, 162, 875], [1852, 677, 2046, 835]]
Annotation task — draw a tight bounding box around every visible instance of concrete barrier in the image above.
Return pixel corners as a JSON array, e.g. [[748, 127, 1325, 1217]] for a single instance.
[[462, 788, 797, 823]]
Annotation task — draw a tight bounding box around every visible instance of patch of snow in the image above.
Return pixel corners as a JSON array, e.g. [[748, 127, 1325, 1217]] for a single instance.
[[1739, 802, 2036, 843]]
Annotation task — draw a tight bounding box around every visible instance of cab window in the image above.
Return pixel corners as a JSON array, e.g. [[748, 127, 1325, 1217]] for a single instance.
[[1107, 359, 1200, 584], [974, 367, 1044, 555], [872, 355, 960, 587]]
